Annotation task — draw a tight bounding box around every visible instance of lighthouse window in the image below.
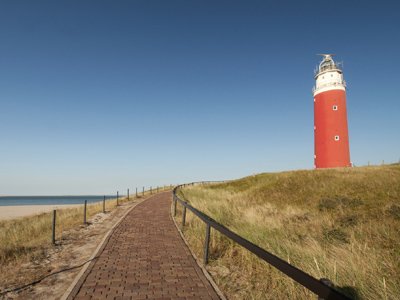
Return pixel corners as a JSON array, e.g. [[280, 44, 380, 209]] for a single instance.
[[333, 105, 338, 111], [334, 135, 340, 141]]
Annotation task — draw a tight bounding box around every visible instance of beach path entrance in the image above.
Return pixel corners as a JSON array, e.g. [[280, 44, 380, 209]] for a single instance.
[[67, 191, 220, 300]]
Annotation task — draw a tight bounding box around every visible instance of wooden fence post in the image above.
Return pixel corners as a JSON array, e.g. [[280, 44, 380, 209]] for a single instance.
[[173, 196, 177, 216], [317, 278, 334, 300], [52, 210, 56, 245], [203, 224, 211, 265], [83, 200, 87, 225], [181, 206, 186, 230]]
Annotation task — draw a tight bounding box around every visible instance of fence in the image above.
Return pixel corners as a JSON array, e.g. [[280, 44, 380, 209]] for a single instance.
[[50, 184, 173, 245], [172, 182, 351, 300]]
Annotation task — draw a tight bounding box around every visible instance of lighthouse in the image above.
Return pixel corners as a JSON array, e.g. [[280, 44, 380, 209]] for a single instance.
[[313, 54, 351, 168]]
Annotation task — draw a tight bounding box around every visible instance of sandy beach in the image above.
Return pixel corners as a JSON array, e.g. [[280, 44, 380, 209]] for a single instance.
[[0, 204, 81, 221]]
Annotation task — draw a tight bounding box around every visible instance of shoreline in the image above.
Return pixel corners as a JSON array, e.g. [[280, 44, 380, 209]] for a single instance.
[[0, 204, 81, 221]]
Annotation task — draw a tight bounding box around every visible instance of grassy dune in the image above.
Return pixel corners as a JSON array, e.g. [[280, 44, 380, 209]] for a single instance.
[[0, 188, 165, 267], [0, 197, 120, 266], [177, 164, 400, 299]]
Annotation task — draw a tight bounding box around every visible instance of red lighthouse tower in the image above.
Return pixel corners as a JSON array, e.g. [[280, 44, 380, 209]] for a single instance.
[[313, 54, 351, 168]]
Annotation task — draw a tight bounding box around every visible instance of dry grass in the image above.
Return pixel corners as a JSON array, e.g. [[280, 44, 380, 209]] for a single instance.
[[0, 188, 169, 267], [176, 164, 400, 299]]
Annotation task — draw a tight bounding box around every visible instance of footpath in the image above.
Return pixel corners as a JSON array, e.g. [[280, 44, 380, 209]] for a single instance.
[[67, 191, 220, 300]]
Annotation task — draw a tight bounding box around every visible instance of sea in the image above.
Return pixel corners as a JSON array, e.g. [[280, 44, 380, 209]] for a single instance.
[[0, 195, 117, 206]]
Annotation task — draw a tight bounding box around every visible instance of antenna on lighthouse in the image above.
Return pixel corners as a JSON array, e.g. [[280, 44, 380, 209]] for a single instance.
[[317, 54, 335, 60]]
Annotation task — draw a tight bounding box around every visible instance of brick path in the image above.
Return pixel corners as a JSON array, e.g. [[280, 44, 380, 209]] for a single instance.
[[71, 192, 220, 300]]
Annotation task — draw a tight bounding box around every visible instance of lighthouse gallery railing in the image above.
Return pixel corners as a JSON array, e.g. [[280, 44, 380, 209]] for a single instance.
[[173, 182, 351, 300]]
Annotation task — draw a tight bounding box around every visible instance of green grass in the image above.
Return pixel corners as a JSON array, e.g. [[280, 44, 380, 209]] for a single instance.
[[176, 164, 400, 299]]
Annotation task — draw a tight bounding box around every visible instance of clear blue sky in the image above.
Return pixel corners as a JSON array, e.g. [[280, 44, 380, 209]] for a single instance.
[[1, 1, 399, 195]]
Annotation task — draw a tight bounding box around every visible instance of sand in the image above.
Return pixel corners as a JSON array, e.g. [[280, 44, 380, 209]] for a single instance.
[[0, 204, 81, 220]]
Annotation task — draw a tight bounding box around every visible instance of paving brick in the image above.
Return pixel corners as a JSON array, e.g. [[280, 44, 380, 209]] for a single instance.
[[72, 192, 220, 299]]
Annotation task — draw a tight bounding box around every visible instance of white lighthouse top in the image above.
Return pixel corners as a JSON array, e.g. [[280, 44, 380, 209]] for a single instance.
[[313, 54, 346, 96]]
